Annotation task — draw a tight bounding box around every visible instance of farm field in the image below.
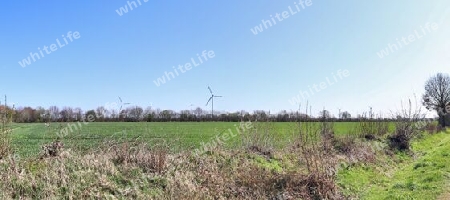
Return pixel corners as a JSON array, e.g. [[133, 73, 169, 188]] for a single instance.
[[3, 1, 450, 199], [2, 121, 450, 199], [10, 122, 367, 157]]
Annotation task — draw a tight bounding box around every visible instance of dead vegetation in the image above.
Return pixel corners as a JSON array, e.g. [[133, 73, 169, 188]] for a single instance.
[[40, 141, 64, 158], [388, 99, 425, 151], [0, 97, 12, 160], [0, 103, 442, 199]]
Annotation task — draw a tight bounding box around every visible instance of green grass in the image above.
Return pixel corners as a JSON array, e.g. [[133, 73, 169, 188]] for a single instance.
[[10, 122, 237, 157], [338, 130, 450, 199], [6, 121, 450, 199], [10, 122, 362, 157]]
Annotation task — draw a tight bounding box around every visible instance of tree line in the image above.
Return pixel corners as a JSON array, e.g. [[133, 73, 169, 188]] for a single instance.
[[1, 73, 449, 125]]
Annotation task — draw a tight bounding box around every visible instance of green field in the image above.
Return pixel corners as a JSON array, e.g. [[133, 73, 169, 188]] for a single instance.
[[4, 121, 450, 199], [10, 122, 362, 157]]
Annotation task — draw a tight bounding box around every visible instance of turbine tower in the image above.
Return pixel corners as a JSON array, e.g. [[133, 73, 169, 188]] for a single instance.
[[205, 86, 222, 118]]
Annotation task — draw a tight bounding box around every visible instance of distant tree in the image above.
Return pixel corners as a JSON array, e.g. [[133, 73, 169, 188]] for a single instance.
[[85, 110, 97, 122], [253, 110, 268, 121], [160, 110, 173, 121], [59, 109, 69, 122], [60, 107, 74, 122], [277, 110, 289, 122], [18, 107, 35, 123], [422, 73, 450, 127], [129, 106, 143, 121], [319, 109, 331, 119], [143, 106, 154, 122], [228, 112, 240, 122], [109, 109, 118, 120], [341, 111, 351, 119], [194, 107, 203, 117], [48, 106, 60, 121], [33, 106, 46, 122], [73, 107, 83, 121], [95, 106, 107, 121], [143, 106, 152, 116], [180, 110, 190, 121]]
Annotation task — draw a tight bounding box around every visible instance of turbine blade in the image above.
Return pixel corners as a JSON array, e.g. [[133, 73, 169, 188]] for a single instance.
[[206, 97, 213, 106], [208, 87, 213, 95], [215, 95, 223, 98], [119, 97, 122, 103]]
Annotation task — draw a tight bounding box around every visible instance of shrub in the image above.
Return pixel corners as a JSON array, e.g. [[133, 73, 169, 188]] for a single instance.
[[388, 99, 424, 151]]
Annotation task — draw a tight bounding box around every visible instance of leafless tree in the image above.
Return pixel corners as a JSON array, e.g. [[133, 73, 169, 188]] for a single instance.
[[73, 107, 83, 121], [194, 107, 203, 117], [33, 106, 46, 122], [341, 111, 351, 119], [319, 109, 331, 119], [48, 106, 60, 122], [129, 106, 144, 121], [60, 107, 74, 122], [422, 73, 450, 127], [96, 106, 108, 121], [18, 107, 34, 123]]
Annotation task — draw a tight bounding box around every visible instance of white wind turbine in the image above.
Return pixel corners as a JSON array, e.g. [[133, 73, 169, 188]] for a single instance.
[[205, 86, 222, 118], [118, 96, 131, 111]]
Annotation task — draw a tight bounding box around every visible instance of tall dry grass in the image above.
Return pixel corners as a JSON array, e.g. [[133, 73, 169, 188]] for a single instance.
[[0, 96, 12, 160]]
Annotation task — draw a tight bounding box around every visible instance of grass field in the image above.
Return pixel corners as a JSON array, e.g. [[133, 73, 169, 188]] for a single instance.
[[9, 122, 365, 157], [3, 121, 449, 199]]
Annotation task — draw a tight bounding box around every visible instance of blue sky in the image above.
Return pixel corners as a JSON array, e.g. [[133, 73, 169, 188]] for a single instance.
[[1, 0, 449, 117]]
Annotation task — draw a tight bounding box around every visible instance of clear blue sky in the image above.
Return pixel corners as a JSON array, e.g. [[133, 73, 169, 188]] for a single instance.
[[1, 0, 449, 117]]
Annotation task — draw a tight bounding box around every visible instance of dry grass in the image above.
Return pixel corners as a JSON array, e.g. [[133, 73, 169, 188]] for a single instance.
[[0, 115, 423, 199], [289, 120, 344, 199], [388, 99, 425, 151], [357, 119, 389, 140], [0, 100, 12, 161], [0, 127, 354, 200]]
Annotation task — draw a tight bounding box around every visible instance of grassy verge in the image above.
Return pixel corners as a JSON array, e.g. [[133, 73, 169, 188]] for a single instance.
[[338, 130, 450, 199]]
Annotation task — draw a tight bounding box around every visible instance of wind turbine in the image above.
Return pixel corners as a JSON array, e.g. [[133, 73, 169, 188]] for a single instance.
[[205, 86, 222, 118], [118, 96, 131, 111]]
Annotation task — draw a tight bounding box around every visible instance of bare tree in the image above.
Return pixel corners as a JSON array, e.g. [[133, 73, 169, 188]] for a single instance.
[[341, 111, 351, 119], [422, 73, 450, 127], [48, 106, 60, 122], [194, 107, 203, 117], [73, 107, 83, 121], [34, 106, 46, 122], [96, 106, 107, 121], [129, 106, 144, 121], [319, 109, 331, 119], [160, 110, 174, 121], [18, 107, 35, 123], [60, 107, 74, 122]]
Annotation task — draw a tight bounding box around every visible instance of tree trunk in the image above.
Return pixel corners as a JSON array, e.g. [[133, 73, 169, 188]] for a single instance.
[[438, 114, 446, 127], [444, 113, 450, 127]]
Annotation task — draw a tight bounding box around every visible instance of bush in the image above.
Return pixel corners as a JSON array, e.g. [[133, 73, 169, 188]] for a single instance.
[[388, 99, 423, 151]]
